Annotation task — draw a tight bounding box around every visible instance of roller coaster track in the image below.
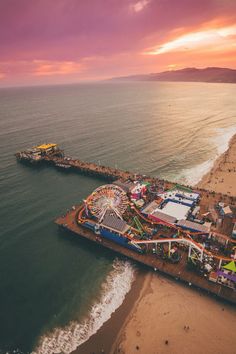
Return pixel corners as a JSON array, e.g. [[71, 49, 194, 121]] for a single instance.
[[131, 204, 236, 244], [132, 237, 234, 262], [77, 205, 235, 262]]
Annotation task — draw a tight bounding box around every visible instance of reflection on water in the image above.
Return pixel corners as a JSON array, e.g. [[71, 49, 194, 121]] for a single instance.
[[0, 81, 235, 353]]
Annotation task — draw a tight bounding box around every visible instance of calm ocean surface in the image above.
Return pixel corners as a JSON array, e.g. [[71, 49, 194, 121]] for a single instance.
[[0, 81, 236, 354]]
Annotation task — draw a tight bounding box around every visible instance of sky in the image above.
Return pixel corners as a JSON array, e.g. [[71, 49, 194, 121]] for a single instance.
[[0, 0, 236, 87]]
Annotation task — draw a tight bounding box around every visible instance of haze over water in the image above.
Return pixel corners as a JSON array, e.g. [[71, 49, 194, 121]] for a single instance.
[[0, 81, 236, 354]]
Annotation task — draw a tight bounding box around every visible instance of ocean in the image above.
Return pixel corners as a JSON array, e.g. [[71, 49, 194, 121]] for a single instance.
[[0, 81, 235, 354]]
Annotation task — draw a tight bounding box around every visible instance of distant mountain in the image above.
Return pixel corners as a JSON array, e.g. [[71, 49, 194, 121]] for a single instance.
[[111, 67, 236, 83]]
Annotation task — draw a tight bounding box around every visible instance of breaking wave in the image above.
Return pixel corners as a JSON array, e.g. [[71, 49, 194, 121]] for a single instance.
[[177, 125, 236, 186], [32, 259, 135, 354]]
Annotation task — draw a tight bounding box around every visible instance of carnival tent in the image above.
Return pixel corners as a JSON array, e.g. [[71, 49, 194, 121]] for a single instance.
[[223, 261, 236, 273]]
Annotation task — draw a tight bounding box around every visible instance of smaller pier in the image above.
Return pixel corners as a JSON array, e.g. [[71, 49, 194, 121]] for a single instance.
[[15, 143, 64, 163]]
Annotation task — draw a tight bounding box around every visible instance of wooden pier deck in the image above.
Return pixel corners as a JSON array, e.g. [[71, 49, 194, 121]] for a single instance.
[[35, 154, 234, 206], [44, 155, 134, 181], [17, 151, 236, 207], [55, 206, 236, 305]]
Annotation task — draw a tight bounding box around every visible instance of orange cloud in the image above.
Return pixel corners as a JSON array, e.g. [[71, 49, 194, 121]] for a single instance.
[[33, 60, 82, 76], [167, 64, 178, 71], [0, 60, 86, 86], [145, 24, 236, 55]]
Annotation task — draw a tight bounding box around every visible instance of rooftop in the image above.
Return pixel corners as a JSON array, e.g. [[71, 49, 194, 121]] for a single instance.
[[159, 189, 199, 202], [142, 200, 159, 215], [176, 219, 210, 233], [36, 143, 57, 150], [101, 210, 129, 234], [161, 201, 190, 220], [150, 210, 177, 224]]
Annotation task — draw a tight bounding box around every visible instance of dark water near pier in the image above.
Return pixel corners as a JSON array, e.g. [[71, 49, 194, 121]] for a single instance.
[[0, 81, 235, 353]]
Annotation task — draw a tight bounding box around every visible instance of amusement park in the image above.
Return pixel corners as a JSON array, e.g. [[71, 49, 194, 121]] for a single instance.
[[75, 180, 236, 293]]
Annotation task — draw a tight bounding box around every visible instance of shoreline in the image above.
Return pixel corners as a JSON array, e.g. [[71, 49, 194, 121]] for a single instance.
[[197, 133, 236, 196], [75, 267, 151, 354], [75, 133, 236, 354]]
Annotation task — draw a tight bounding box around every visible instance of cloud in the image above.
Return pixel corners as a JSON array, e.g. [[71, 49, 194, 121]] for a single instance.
[[167, 64, 178, 70], [145, 24, 236, 55], [0, 0, 236, 86], [33, 60, 82, 76], [2, 0, 228, 62], [131, 0, 150, 13]]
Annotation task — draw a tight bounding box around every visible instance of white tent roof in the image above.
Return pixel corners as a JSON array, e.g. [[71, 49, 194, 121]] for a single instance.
[[160, 201, 190, 221]]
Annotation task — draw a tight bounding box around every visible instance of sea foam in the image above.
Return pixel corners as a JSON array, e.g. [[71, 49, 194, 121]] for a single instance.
[[178, 125, 236, 186], [32, 259, 135, 354]]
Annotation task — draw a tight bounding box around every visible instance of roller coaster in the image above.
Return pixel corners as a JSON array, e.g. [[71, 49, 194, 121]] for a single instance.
[[78, 202, 235, 263]]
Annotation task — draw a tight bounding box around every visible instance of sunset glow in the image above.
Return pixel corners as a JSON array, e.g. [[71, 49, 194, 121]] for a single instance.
[[0, 0, 236, 86], [33, 61, 82, 76], [146, 25, 236, 55]]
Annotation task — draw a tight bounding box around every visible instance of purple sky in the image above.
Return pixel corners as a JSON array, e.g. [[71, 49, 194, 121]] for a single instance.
[[0, 0, 236, 86]]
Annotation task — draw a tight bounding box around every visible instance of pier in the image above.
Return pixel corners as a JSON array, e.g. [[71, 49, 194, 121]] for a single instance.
[[15, 145, 236, 206], [55, 206, 236, 304], [44, 155, 133, 181], [16, 144, 236, 303]]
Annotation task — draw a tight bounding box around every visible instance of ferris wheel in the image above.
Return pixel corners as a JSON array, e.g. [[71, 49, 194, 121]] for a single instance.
[[86, 184, 129, 221]]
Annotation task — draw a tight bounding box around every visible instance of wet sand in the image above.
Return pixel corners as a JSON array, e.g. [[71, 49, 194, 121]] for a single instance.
[[75, 133, 236, 354], [75, 267, 151, 354], [198, 133, 236, 196]]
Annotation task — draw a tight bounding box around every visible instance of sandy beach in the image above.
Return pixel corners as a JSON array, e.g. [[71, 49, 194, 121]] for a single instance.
[[198, 133, 236, 196], [112, 273, 236, 354], [75, 133, 236, 354]]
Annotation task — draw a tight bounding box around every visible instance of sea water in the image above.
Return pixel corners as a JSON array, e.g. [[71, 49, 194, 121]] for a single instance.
[[0, 81, 235, 354]]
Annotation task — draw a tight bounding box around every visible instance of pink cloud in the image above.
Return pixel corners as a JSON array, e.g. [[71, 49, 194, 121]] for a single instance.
[[0, 0, 236, 86], [131, 0, 150, 13], [33, 60, 82, 76]]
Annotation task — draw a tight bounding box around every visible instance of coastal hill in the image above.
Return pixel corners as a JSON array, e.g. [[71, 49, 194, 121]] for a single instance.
[[111, 67, 236, 84]]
